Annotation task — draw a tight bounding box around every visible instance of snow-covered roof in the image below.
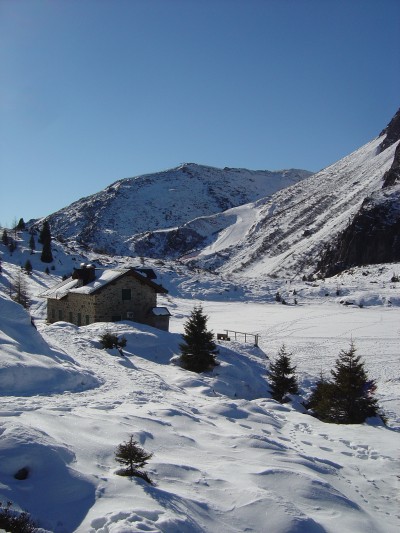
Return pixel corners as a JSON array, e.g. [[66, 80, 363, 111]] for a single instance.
[[70, 269, 127, 295], [41, 267, 167, 299], [40, 278, 80, 299], [151, 307, 171, 316]]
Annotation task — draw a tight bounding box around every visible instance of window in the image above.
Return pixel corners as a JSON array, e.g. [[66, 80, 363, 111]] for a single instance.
[[58, 309, 63, 321], [69, 311, 73, 323], [122, 288, 131, 301], [112, 315, 122, 322], [85, 315, 90, 325], [77, 313, 82, 326]]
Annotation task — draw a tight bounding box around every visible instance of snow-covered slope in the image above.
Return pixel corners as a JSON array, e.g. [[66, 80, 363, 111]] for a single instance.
[[39, 164, 311, 256], [185, 136, 399, 278], [0, 295, 99, 395], [0, 248, 399, 532]]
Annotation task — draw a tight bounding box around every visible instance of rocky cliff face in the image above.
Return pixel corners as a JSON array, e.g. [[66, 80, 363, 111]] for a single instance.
[[379, 108, 400, 153], [382, 142, 400, 188], [317, 108, 400, 277], [317, 185, 400, 276]]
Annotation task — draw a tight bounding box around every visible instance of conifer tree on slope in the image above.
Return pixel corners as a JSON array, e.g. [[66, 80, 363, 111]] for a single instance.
[[29, 233, 35, 253], [115, 435, 153, 483], [16, 218, 26, 230], [306, 372, 336, 422], [269, 344, 299, 402], [39, 221, 53, 263], [329, 342, 379, 424], [38, 220, 51, 244], [2, 229, 9, 246], [180, 306, 218, 373]]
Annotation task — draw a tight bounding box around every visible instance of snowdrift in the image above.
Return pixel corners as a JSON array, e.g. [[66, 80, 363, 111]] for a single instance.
[[0, 295, 99, 395]]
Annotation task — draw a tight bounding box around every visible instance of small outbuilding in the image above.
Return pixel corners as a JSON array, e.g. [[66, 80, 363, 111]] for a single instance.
[[41, 264, 171, 331]]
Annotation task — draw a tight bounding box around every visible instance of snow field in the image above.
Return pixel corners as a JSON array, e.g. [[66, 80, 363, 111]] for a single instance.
[[0, 236, 399, 532]]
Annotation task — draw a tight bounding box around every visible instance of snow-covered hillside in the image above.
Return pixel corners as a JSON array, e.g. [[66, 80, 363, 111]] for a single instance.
[[26, 110, 398, 282], [185, 136, 399, 277], [37, 164, 311, 257], [0, 232, 399, 532]]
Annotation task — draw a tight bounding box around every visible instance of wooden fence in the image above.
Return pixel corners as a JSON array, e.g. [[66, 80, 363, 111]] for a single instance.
[[217, 330, 259, 347]]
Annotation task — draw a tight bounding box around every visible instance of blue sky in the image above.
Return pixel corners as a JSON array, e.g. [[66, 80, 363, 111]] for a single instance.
[[1, 0, 399, 226]]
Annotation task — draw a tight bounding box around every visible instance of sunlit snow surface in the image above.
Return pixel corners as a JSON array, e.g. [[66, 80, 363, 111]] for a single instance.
[[0, 235, 399, 532]]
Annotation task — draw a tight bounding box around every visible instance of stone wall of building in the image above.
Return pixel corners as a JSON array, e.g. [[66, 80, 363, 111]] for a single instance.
[[47, 292, 96, 326], [93, 275, 157, 323], [47, 273, 158, 327], [150, 314, 170, 331]]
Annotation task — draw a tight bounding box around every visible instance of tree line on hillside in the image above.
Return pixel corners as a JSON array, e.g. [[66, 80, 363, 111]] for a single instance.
[[1, 220, 56, 311], [1, 219, 53, 264], [179, 306, 384, 425]]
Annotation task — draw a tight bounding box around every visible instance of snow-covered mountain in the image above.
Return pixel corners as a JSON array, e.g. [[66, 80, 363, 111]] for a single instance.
[[39, 164, 311, 256], [40, 110, 400, 281], [317, 110, 400, 276], [182, 110, 400, 278]]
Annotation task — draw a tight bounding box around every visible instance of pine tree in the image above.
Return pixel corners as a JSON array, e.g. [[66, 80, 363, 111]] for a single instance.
[[38, 221, 51, 244], [179, 306, 218, 373], [307, 373, 336, 422], [8, 240, 16, 253], [41, 241, 53, 263], [115, 435, 153, 483], [2, 229, 9, 246], [24, 259, 33, 275], [269, 344, 299, 402], [29, 233, 35, 253], [16, 218, 26, 230], [39, 221, 53, 263], [329, 342, 380, 424]]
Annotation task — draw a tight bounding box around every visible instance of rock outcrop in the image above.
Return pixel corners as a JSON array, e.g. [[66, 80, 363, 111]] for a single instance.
[[318, 109, 400, 277]]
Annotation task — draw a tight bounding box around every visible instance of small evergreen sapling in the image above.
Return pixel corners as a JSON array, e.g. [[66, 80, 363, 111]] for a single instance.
[[269, 344, 299, 402], [115, 435, 153, 483], [179, 306, 218, 373]]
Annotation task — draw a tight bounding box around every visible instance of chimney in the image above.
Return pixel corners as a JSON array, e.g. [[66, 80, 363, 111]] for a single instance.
[[72, 264, 96, 285]]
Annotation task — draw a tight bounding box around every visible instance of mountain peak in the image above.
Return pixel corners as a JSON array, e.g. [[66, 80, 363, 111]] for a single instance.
[[379, 107, 400, 152], [44, 164, 312, 258]]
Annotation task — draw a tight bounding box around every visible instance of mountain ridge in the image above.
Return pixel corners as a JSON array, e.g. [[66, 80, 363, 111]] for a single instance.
[[40, 164, 312, 256], [36, 108, 400, 279]]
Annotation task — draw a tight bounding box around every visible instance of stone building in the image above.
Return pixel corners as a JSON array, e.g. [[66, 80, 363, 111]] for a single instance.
[[41, 264, 170, 331]]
